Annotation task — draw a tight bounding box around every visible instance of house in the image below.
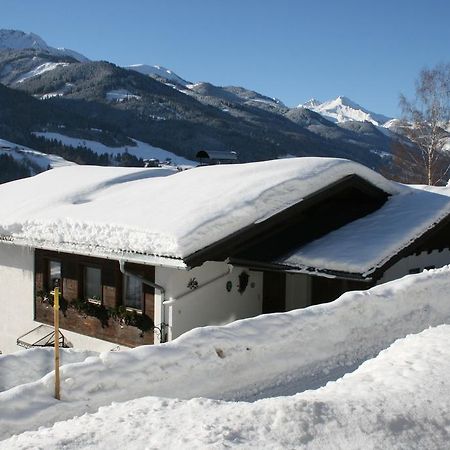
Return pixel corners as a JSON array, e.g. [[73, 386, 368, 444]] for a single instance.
[[1, 158, 450, 354], [195, 150, 238, 165]]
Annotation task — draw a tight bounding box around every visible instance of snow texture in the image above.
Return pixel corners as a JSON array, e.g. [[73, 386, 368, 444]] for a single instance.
[[0, 348, 97, 392], [1, 266, 450, 444], [0, 158, 400, 260], [2, 325, 450, 449], [33, 132, 195, 167]]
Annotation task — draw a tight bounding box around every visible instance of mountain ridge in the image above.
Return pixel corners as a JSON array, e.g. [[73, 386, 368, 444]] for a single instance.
[[299, 96, 392, 126], [0, 29, 426, 184]]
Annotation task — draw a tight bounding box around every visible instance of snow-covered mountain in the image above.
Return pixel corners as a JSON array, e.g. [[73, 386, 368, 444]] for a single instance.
[[0, 29, 88, 62], [126, 64, 190, 86], [300, 96, 392, 126]]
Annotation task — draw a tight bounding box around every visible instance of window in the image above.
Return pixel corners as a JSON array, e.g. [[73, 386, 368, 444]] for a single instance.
[[124, 274, 142, 310], [84, 266, 102, 303], [48, 260, 62, 291]]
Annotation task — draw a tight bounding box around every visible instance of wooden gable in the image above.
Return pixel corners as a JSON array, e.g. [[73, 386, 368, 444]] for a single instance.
[[185, 174, 389, 268]]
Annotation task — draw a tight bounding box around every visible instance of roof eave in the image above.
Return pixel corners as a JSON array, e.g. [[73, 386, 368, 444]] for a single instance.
[[0, 236, 187, 270]]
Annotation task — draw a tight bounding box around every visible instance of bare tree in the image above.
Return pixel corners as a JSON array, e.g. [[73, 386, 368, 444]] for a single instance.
[[399, 63, 450, 185]]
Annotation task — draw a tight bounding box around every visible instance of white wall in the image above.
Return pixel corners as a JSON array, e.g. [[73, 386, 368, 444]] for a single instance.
[[378, 249, 450, 284], [156, 262, 263, 341], [0, 243, 35, 354], [0, 243, 128, 354], [285, 273, 311, 311]]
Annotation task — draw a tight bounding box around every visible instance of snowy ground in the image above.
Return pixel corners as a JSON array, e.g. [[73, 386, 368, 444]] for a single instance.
[[2, 324, 449, 449], [33, 132, 196, 167], [0, 266, 450, 447], [0, 348, 97, 392]]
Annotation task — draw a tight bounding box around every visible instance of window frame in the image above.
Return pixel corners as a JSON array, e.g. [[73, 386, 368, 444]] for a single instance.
[[47, 259, 62, 294], [83, 265, 103, 304], [123, 273, 143, 312]]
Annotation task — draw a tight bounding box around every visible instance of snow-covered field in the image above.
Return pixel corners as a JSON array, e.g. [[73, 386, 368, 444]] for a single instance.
[[1, 266, 450, 447], [33, 132, 196, 167]]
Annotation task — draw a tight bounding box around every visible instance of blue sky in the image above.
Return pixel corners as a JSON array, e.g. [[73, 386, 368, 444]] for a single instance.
[[2, 0, 449, 117]]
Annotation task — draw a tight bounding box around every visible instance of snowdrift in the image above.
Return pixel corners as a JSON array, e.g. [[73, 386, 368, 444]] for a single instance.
[[3, 324, 449, 449], [0, 348, 97, 392], [1, 266, 450, 440]]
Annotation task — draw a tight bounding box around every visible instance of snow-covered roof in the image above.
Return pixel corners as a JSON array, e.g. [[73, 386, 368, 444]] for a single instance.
[[277, 185, 450, 277], [0, 158, 400, 263]]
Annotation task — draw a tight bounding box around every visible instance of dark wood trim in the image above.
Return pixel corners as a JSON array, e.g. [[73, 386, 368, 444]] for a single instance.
[[34, 249, 156, 347], [185, 175, 389, 268]]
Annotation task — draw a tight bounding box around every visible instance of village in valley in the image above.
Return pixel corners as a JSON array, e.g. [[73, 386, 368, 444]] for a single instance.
[[0, 1, 450, 449]]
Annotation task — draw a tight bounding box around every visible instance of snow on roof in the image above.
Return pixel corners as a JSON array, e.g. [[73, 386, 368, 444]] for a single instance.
[[278, 185, 450, 276], [0, 158, 400, 261]]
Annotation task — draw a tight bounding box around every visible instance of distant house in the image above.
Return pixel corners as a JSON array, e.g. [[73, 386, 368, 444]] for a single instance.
[[1, 158, 450, 354], [196, 150, 238, 165], [143, 158, 160, 168]]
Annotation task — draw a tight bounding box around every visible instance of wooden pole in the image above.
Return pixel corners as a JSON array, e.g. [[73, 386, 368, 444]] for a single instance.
[[54, 286, 61, 400]]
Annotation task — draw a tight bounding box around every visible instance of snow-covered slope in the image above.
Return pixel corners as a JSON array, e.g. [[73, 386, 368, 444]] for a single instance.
[[1, 266, 450, 444], [126, 64, 190, 86], [33, 132, 195, 167], [0, 138, 74, 171], [0, 29, 88, 62], [15, 62, 70, 84], [300, 96, 392, 126]]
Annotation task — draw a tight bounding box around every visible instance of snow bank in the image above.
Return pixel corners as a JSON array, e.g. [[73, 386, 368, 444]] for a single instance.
[[0, 158, 400, 259], [1, 266, 450, 441], [0, 348, 97, 392], [2, 324, 449, 449]]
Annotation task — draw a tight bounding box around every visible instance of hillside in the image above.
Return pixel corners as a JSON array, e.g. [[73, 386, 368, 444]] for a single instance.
[[0, 29, 425, 183]]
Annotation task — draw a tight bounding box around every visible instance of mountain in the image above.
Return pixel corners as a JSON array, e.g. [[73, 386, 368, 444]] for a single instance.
[[0, 29, 425, 184], [126, 64, 190, 86], [0, 29, 88, 62], [11, 60, 355, 162], [300, 96, 392, 126], [0, 29, 88, 87]]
